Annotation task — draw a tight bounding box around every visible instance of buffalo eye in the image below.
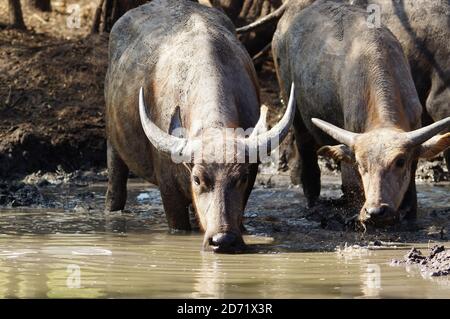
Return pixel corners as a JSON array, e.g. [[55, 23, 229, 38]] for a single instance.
[[193, 175, 201, 186], [395, 157, 406, 168]]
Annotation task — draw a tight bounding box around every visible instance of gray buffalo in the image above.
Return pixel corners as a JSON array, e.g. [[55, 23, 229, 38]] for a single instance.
[[272, 0, 450, 225], [349, 0, 450, 169], [105, 0, 294, 252]]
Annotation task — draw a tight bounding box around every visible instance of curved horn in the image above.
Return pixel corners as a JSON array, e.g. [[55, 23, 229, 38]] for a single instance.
[[236, 1, 288, 34], [249, 105, 268, 138], [406, 117, 450, 146], [246, 83, 296, 154], [311, 118, 359, 147], [139, 87, 194, 156]]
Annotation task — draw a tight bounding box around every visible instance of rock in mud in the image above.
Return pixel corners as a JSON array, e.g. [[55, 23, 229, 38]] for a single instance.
[[0, 181, 48, 207], [415, 158, 449, 182], [22, 168, 108, 186], [391, 245, 450, 277]]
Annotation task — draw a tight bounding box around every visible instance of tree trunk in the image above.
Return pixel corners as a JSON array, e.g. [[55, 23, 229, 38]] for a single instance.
[[91, 0, 148, 33], [31, 0, 52, 12], [8, 0, 26, 30], [202, 0, 283, 58], [91, 0, 105, 33], [238, 0, 283, 57], [92, 0, 202, 34], [213, 0, 243, 22]]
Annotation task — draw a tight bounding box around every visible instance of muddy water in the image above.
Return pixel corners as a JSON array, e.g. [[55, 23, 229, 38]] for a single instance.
[[0, 178, 449, 298]]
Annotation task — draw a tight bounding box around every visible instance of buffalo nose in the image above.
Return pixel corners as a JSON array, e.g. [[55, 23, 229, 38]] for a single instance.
[[367, 205, 389, 217], [210, 232, 236, 248]]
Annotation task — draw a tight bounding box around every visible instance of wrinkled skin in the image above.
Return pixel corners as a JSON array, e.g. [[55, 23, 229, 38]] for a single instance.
[[349, 0, 450, 170], [105, 0, 261, 252], [190, 163, 252, 252], [273, 1, 450, 226], [284, 0, 450, 170]]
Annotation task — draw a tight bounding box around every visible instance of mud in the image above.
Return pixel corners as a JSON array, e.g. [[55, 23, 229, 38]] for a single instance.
[[415, 159, 449, 183], [0, 171, 447, 253], [0, 28, 108, 179], [0, 180, 47, 207], [391, 245, 450, 277], [0, 168, 108, 208], [0, 0, 107, 179]]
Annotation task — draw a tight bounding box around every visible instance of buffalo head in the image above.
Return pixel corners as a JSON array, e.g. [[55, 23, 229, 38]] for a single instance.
[[312, 117, 450, 225], [138, 84, 296, 252]]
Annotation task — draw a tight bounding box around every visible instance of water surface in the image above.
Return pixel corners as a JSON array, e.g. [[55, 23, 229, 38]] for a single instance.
[[0, 179, 449, 298]]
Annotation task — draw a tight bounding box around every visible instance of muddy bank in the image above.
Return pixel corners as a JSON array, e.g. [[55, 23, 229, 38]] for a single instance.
[[0, 180, 47, 207], [391, 245, 450, 277], [0, 167, 108, 208], [0, 29, 108, 179], [0, 2, 106, 178]]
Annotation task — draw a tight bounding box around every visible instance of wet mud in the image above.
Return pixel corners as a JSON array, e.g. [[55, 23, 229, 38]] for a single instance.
[[0, 170, 448, 254], [0, 181, 46, 207], [391, 245, 450, 277]]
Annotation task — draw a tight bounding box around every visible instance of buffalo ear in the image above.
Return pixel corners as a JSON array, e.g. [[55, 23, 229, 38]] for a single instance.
[[317, 144, 354, 163], [419, 133, 450, 159]]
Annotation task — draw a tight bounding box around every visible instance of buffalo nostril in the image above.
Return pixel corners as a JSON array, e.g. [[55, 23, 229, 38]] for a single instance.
[[210, 232, 237, 248], [367, 205, 389, 217]]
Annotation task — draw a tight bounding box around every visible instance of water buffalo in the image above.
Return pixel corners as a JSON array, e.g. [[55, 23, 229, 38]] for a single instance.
[[272, 0, 450, 225], [349, 0, 450, 170], [105, 0, 295, 252]]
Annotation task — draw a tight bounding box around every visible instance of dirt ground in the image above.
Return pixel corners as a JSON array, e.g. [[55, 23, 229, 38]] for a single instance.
[[1, 1, 448, 183], [0, 1, 108, 178]]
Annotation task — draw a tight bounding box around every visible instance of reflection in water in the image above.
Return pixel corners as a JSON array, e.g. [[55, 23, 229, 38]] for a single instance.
[[335, 245, 382, 298], [193, 253, 224, 298], [191, 248, 294, 299], [361, 264, 382, 298], [0, 231, 449, 298]]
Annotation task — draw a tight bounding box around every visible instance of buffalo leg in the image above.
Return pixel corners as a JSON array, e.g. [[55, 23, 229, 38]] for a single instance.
[[105, 141, 129, 211], [425, 70, 450, 170], [293, 111, 321, 207], [289, 138, 301, 185], [240, 163, 258, 233], [161, 191, 191, 231], [400, 162, 418, 221]]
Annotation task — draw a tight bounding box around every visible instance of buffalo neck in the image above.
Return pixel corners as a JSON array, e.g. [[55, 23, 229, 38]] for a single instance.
[[345, 31, 422, 134], [151, 13, 258, 137]]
